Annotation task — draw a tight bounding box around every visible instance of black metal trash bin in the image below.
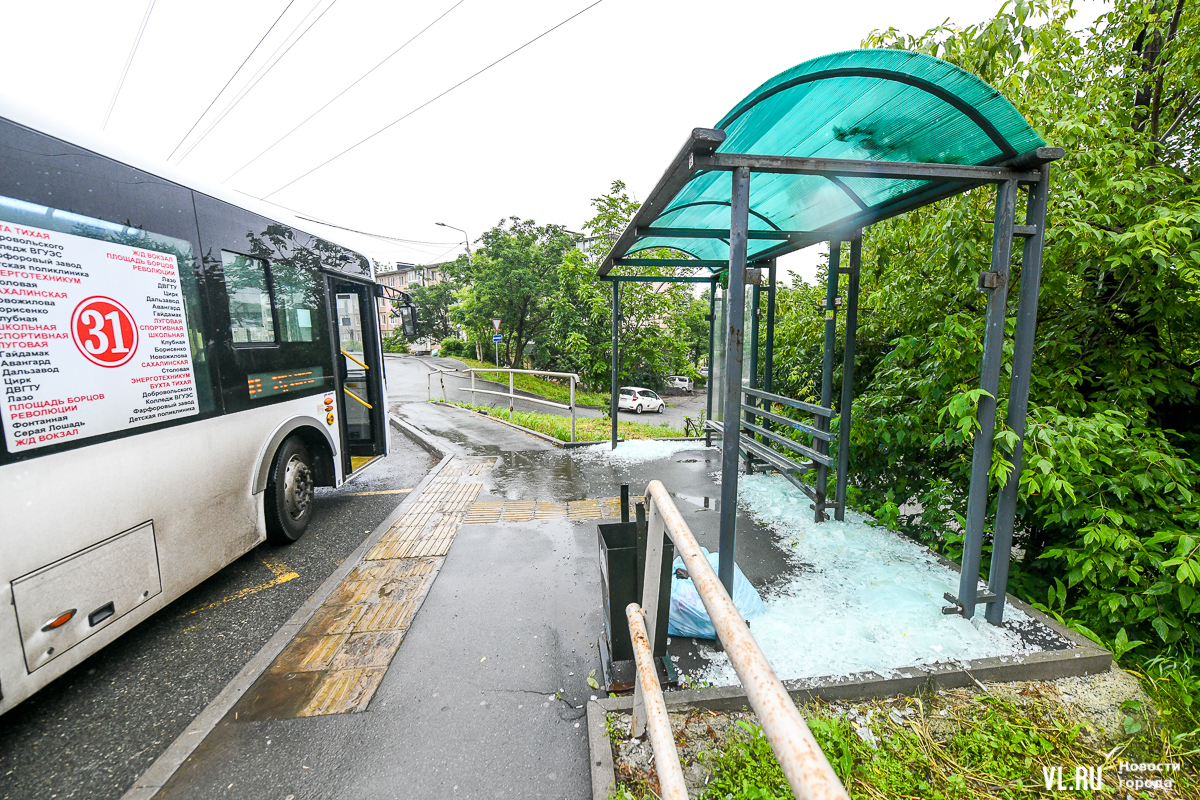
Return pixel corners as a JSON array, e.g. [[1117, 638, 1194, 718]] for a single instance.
[[597, 497, 672, 665]]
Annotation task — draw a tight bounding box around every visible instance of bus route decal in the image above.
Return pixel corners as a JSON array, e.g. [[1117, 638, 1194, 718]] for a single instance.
[[0, 222, 199, 453]]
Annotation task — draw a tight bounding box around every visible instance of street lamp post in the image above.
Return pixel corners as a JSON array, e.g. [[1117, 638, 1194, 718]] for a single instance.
[[437, 221, 474, 356], [435, 222, 471, 265]]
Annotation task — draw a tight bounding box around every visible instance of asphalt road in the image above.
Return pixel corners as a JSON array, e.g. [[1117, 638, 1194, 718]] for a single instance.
[[388, 354, 708, 430], [0, 430, 438, 800]]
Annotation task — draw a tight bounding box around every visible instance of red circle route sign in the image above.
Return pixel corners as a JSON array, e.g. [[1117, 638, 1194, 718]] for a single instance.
[[71, 296, 139, 368]]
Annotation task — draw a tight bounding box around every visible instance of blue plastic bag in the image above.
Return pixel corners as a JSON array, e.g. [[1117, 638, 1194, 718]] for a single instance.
[[667, 547, 766, 639]]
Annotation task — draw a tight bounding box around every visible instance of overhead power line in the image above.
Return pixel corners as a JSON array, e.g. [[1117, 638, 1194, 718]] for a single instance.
[[102, 0, 157, 129], [223, 0, 467, 184], [175, 0, 341, 163], [229, 190, 464, 258], [293, 214, 462, 246], [262, 0, 607, 199], [166, 0, 298, 161]]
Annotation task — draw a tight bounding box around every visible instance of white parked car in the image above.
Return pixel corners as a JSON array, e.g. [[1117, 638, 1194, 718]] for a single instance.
[[665, 375, 693, 392], [618, 386, 665, 414]]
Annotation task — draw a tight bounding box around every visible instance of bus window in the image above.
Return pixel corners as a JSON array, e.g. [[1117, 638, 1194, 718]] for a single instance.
[[221, 252, 275, 345], [273, 261, 321, 343]]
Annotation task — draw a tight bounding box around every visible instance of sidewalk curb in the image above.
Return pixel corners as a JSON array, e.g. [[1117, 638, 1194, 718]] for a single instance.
[[389, 411, 447, 458], [120, 451, 455, 800]]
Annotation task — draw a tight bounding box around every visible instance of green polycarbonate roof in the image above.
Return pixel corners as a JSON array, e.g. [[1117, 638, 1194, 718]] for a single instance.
[[626, 48, 1046, 265]]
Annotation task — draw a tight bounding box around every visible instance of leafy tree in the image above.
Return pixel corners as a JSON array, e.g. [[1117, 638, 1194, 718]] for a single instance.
[[403, 274, 459, 343], [769, 0, 1200, 656], [576, 181, 702, 389], [681, 291, 712, 370], [450, 218, 574, 367]]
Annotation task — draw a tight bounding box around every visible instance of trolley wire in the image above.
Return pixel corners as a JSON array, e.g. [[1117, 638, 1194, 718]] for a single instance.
[[101, 0, 157, 129], [166, 0, 298, 161], [223, 0, 467, 184], [294, 215, 461, 247], [231, 190, 461, 258], [261, 0, 607, 199], [175, 0, 341, 163]]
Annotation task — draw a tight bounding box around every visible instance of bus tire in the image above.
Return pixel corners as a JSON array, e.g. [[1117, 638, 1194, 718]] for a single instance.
[[265, 437, 315, 544]]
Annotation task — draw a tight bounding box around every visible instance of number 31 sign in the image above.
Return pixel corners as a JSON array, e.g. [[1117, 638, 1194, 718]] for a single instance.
[[71, 296, 139, 368]]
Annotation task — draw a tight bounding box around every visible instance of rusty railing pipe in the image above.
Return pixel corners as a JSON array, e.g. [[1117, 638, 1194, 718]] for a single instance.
[[641, 480, 849, 800], [626, 603, 689, 800]]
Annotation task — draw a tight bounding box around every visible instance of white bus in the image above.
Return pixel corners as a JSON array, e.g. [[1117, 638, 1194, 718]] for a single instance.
[[0, 101, 414, 714]]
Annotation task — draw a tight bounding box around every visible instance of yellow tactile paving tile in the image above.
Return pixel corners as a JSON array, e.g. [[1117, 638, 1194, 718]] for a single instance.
[[332, 576, 424, 605], [463, 501, 504, 525], [355, 598, 418, 632], [397, 514, 462, 558], [567, 499, 601, 520], [463, 496, 646, 523], [366, 534, 421, 562], [329, 631, 405, 670], [442, 483, 483, 512], [302, 603, 368, 636], [278, 457, 490, 717], [501, 500, 536, 522], [273, 634, 350, 672], [344, 558, 435, 583], [297, 667, 387, 716], [464, 459, 497, 475], [534, 502, 567, 519]]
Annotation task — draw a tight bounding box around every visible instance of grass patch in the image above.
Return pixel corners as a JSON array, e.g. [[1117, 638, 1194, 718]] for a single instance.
[[451, 357, 610, 407], [609, 679, 1198, 799], [447, 401, 682, 442]]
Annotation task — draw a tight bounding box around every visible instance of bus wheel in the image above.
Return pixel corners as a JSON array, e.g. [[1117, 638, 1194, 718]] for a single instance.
[[266, 437, 315, 544]]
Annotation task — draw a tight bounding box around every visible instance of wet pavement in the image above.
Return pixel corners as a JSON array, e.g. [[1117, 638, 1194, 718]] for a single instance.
[[48, 355, 1086, 800], [0, 430, 438, 800], [144, 364, 775, 800]]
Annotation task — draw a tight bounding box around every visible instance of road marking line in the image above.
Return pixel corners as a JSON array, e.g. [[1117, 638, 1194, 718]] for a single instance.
[[186, 558, 298, 616]]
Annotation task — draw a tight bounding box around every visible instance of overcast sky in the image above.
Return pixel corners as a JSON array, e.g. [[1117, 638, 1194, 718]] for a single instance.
[[3, 0, 1104, 283]]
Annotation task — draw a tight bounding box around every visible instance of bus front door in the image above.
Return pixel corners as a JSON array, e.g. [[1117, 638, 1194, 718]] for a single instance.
[[331, 281, 386, 475]]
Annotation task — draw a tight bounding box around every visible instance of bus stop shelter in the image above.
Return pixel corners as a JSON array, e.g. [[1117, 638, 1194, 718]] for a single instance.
[[596, 48, 1061, 625]]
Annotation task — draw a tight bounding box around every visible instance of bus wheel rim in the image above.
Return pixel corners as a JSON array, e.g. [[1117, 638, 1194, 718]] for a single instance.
[[284, 455, 313, 520]]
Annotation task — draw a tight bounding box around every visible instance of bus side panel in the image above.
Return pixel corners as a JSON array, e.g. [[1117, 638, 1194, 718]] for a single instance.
[[0, 398, 325, 714]]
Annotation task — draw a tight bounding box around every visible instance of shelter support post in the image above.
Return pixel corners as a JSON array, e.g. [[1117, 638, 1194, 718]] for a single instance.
[[706, 277, 717, 426], [745, 280, 761, 471], [813, 241, 841, 522], [834, 234, 861, 521], [985, 166, 1051, 624], [764, 261, 776, 397], [610, 281, 619, 450], [718, 166, 750, 596], [956, 180, 1018, 619]]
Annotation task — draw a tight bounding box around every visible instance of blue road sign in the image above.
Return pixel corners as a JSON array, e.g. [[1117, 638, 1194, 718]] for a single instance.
[[492, 334, 502, 342]]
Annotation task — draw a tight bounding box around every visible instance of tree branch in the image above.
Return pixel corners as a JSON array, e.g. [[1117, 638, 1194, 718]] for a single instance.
[[1158, 92, 1200, 141]]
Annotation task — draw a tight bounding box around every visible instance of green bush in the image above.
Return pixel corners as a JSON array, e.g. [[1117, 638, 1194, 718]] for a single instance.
[[757, 0, 1200, 665], [440, 337, 466, 357], [381, 333, 408, 354]]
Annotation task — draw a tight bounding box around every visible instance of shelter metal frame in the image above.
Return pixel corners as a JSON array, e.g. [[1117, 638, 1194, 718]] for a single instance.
[[599, 127, 1060, 624]]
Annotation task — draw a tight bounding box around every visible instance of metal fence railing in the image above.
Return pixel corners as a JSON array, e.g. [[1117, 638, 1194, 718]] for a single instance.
[[704, 385, 842, 521], [627, 480, 850, 800], [424, 366, 580, 442]]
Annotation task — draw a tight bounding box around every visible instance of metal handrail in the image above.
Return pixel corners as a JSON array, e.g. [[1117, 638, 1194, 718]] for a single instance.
[[463, 367, 578, 442], [626, 603, 688, 800], [421, 364, 581, 442], [631, 480, 849, 800]]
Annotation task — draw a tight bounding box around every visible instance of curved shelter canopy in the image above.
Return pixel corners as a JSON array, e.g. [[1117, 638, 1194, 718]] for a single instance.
[[599, 49, 1052, 272]]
